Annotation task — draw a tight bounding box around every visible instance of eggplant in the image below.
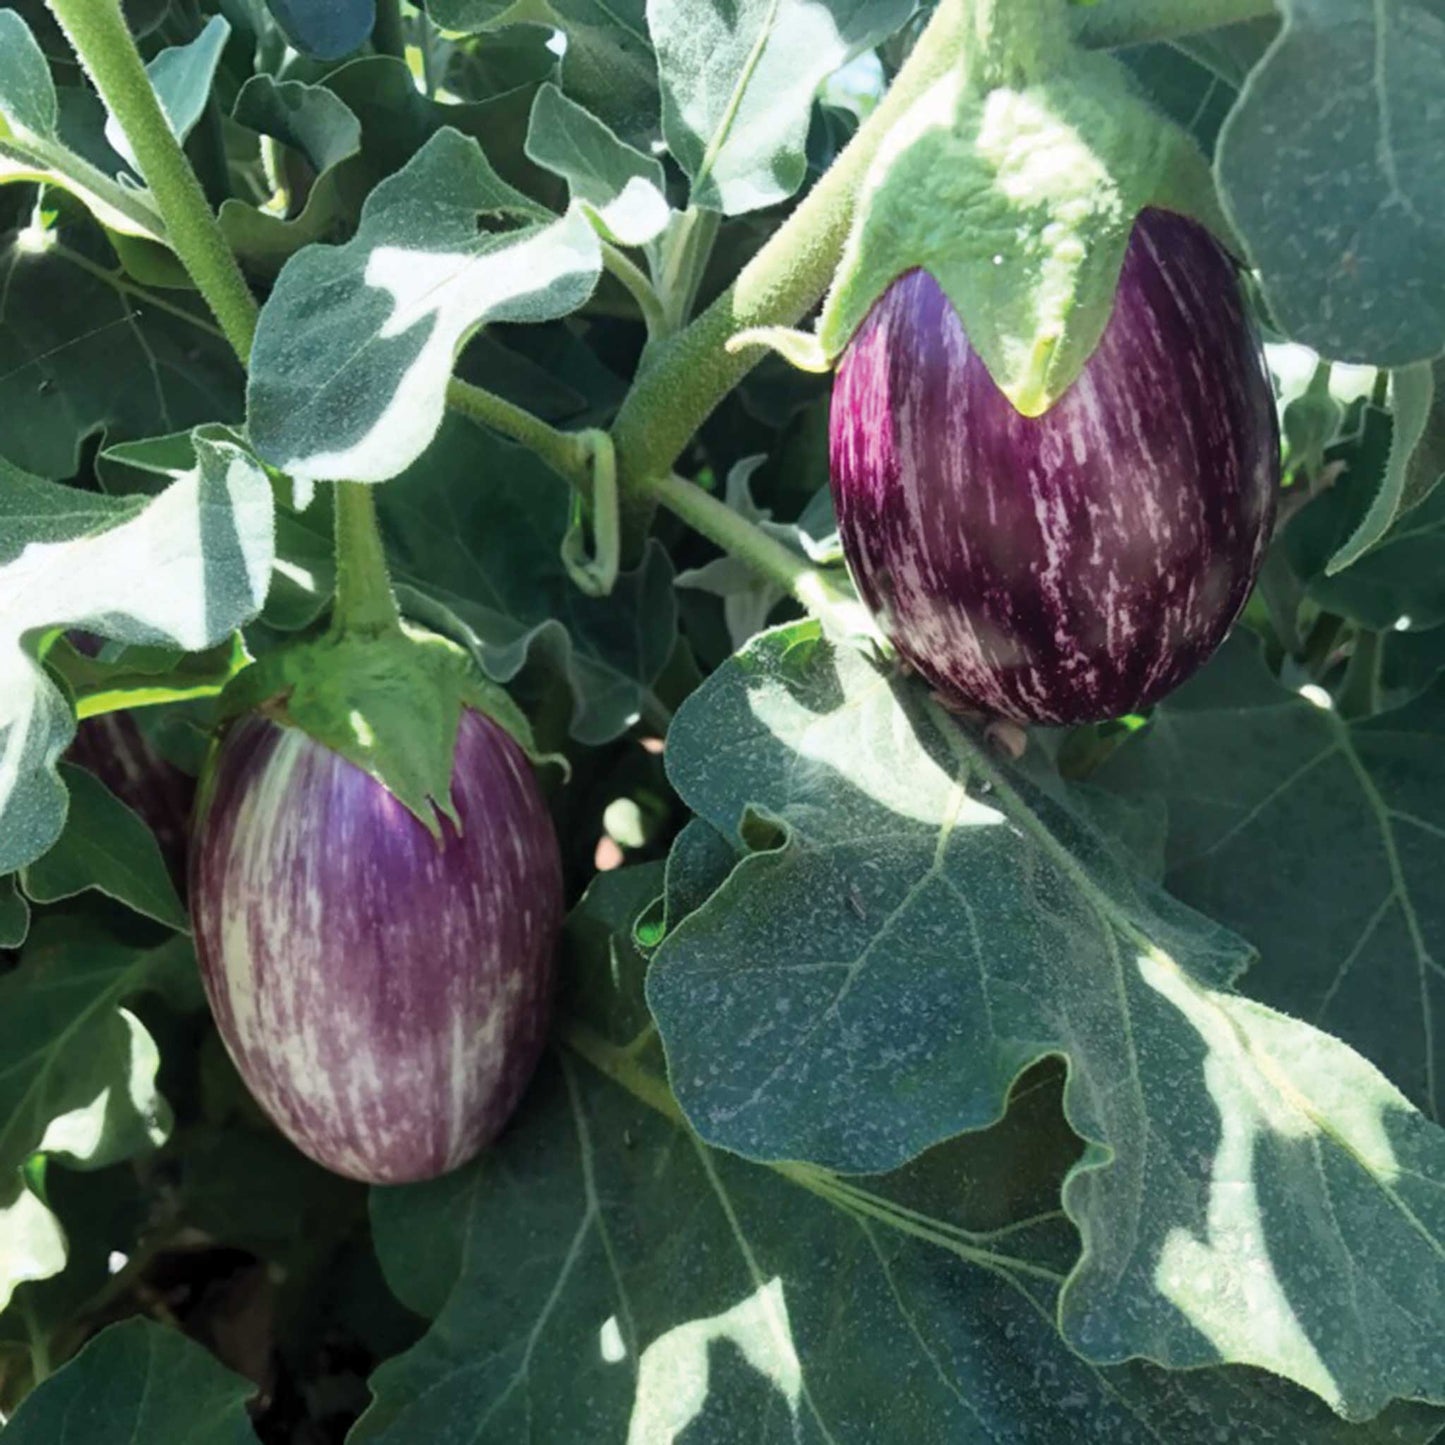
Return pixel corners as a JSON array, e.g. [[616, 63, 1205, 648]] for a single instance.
[[189, 706, 562, 1184], [829, 207, 1279, 724]]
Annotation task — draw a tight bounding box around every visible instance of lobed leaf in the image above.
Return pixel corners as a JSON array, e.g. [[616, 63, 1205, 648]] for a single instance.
[[646, 621, 1445, 1419], [247, 127, 601, 485], [0, 440, 272, 877], [1, 1317, 259, 1443]]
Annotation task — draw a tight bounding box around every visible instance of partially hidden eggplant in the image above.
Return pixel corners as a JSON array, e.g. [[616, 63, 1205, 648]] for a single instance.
[[829, 208, 1279, 724], [189, 706, 562, 1184]]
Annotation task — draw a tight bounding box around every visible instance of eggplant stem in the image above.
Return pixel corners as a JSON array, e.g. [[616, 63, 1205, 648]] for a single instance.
[[331, 482, 402, 637]]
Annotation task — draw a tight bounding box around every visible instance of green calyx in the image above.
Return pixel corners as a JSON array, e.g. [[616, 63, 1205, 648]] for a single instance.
[[817, 0, 1236, 416], [216, 622, 557, 836]]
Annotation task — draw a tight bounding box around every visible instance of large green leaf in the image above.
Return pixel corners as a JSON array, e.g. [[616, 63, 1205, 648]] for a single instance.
[[549, 0, 659, 147], [1217, 0, 1445, 365], [0, 216, 243, 481], [0, 923, 195, 1312], [1, 1317, 259, 1443], [356, 866, 1445, 1443], [1098, 634, 1445, 1122], [646, 621, 1445, 1419], [650, 0, 913, 215], [378, 416, 677, 745], [246, 126, 600, 486], [0, 441, 272, 877]]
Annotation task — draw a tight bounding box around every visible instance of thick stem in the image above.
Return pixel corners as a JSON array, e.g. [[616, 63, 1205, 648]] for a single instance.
[[446, 378, 591, 485], [1070, 0, 1278, 50], [601, 242, 668, 337], [46, 0, 258, 363], [1338, 629, 1383, 719], [331, 483, 402, 636], [608, 0, 968, 539], [372, 0, 407, 61]]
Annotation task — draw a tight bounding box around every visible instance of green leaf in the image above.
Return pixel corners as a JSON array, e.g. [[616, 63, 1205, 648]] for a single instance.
[[53, 634, 250, 717], [357, 872, 1444, 1442], [0, 875, 29, 948], [1217, 0, 1445, 365], [265, 0, 375, 61], [820, 45, 1231, 414], [0, 923, 194, 1311], [101, 16, 230, 172], [423, 0, 549, 31], [647, 620, 1445, 1419], [1099, 634, 1445, 1121], [0, 219, 243, 480], [1327, 364, 1437, 573], [650, 0, 913, 215], [0, 8, 57, 139], [21, 764, 187, 932], [219, 74, 366, 278], [1287, 409, 1445, 632], [247, 127, 601, 486], [1, 1317, 259, 1443], [0, 440, 273, 876], [524, 81, 669, 246], [548, 0, 659, 148], [379, 416, 678, 745]]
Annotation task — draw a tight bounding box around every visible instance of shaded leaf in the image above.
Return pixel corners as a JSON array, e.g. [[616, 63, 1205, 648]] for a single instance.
[[247, 127, 601, 485], [0, 440, 272, 876], [1217, 0, 1445, 364], [651, 0, 913, 214], [0, 923, 194, 1310], [0, 218, 243, 480], [264, 0, 375, 61], [647, 620, 1445, 1418], [550, 0, 659, 147], [0, 875, 28, 949], [379, 416, 677, 745], [21, 764, 187, 932], [1, 1317, 259, 1443]]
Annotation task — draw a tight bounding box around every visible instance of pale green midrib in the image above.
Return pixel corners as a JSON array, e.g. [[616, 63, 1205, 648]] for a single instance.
[[690, 1133, 843, 1445], [51, 242, 228, 341], [687, 0, 781, 200]]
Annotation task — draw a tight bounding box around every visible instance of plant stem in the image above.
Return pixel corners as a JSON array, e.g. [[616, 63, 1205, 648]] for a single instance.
[[445, 378, 591, 484], [372, 0, 406, 60], [1338, 629, 1383, 719], [46, 0, 258, 364], [641, 471, 856, 620], [655, 205, 721, 334], [601, 242, 668, 337], [1070, 0, 1279, 49], [608, 0, 968, 540], [331, 483, 402, 636], [0, 135, 165, 240]]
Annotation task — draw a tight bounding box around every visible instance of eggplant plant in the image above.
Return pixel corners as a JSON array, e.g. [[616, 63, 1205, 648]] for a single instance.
[[1, 0, 1444, 1439]]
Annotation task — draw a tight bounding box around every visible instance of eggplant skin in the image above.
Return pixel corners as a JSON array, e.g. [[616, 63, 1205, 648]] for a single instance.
[[829, 208, 1279, 724], [189, 707, 562, 1184]]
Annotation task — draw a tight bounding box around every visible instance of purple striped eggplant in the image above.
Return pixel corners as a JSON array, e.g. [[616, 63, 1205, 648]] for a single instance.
[[829, 207, 1279, 724], [189, 706, 562, 1184]]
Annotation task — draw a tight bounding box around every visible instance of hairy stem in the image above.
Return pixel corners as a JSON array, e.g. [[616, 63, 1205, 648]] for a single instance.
[[331, 483, 402, 636], [46, 0, 258, 363], [1070, 0, 1278, 50], [641, 472, 856, 620], [608, 0, 968, 539], [601, 242, 668, 337], [446, 378, 591, 484]]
